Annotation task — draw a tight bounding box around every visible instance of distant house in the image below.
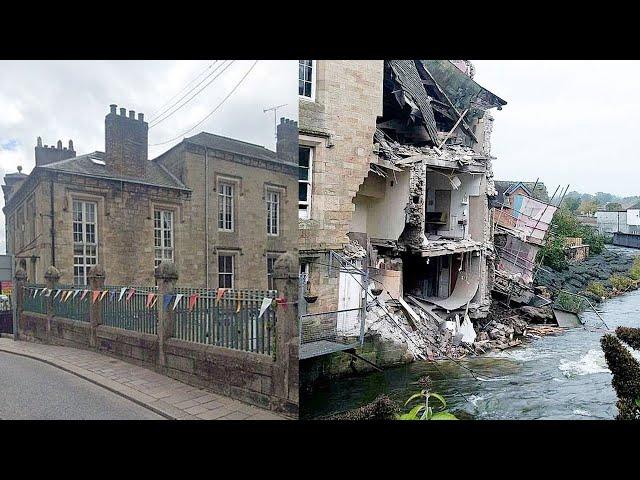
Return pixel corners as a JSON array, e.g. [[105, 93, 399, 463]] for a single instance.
[[596, 209, 640, 236], [491, 180, 549, 209]]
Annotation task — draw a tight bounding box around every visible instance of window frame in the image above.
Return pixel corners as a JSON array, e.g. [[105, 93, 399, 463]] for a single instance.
[[154, 209, 175, 268], [266, 188, 280, 236], [298, 60, 316, 101], [217, 180, 235, 232], [72, 199, 98, 286], [266, 253, 280, 291], [217, 253, 235, 289], [298, 145, 313, 220]]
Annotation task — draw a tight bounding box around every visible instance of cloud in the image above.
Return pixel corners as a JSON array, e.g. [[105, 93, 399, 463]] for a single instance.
[[473, 60, 640, 198], [0, 60, 298, 254]]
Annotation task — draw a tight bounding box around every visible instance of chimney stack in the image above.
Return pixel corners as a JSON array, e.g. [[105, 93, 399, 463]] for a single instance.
[[105, 104, 148, 177], [276, 117, 298, 164], [35, 137, 76, 166]]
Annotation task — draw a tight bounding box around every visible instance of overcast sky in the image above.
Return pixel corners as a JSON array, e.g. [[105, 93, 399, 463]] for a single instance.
[[0, 60, 297, 253], [473, 60, 640, 200]]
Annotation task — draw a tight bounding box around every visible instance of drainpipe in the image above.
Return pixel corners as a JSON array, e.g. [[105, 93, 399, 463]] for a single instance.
[[204, 148, 209, 289], [50, 180, 56, 267]]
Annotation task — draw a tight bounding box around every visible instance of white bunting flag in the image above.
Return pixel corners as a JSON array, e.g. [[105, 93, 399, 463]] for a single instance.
[[118, 287, 127, 302], [172, 294, 184, 311], [39, 288, 46, 297], [258, 297, 272, 319], [33, 288, 39, 298], [45, 289, 52, 297], [53, 290, 61, 300], [73, 290, 81, 299]]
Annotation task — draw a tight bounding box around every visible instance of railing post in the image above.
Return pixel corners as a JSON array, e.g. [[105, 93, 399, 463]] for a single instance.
[[272, 252, 299, 411], [13, 268, 27, 341], [44, 266, 61, 341], [155, 262, 178, 370], [87, 264, 105, 348]]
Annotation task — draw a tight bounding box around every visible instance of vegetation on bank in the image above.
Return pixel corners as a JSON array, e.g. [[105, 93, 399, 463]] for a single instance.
[[538, 209, 605, 271], [601, 326, 640, 420]]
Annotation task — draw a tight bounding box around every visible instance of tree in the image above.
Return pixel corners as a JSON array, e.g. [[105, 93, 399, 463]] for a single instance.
[[607, 202, 623, 211], [579, 199, 600, 215], [562, 196, 581, 212]]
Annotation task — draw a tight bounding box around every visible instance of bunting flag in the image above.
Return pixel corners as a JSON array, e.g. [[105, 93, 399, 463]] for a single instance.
[[172, 294, 184, 311], [63, 291, 73, 302], [91, 290, 101, 304], [99, 290, 108, 301], [118, 287, 127, 302], [258, 297, 272, 319], [80, 289, 89, 301], [39, 288, 46, 297], [53, 290, 61, 300], [109, 290, 116, 302], [45, 288, 52, 297], [126, 288, 136, 302], [32, 288, 39, 298], [276, 296, 288, 311], [150, 295, 158, 308], [163, 294, 174, 312], [72, 290, 81, 299], [188, 294, 198, 311], [145, 293, 156, 308], [215, 288, 228, 305]]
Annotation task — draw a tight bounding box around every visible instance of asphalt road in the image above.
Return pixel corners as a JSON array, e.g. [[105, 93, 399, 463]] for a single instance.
[[0, 352, 163, 420]]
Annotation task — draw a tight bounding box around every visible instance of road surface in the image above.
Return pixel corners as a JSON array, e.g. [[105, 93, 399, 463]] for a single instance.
[[0, 352, 163, 420]]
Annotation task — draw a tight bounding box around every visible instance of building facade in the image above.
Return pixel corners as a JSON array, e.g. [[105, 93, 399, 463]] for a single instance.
[[298, 60, 507, 343], [3, 105, 298, 289]]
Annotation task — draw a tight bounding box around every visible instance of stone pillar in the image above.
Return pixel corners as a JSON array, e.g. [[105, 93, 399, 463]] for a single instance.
[[13, 268, 27, 340], [44, 265, 61, 339], [272, 252, 299, 413], [87, 264, 105, 348], [155, 262, 178, 369]]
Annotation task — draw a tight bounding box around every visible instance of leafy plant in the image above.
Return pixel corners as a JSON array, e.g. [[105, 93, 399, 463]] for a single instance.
[[629, 257, 640, 281], [554, 291, 587, 313], [586, 281, 607, 298], [609, 274, 635, 292], [397, 377, 458, 421]]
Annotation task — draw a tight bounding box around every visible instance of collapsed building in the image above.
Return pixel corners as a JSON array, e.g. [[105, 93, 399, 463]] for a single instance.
[[298, 60, 509, 369]]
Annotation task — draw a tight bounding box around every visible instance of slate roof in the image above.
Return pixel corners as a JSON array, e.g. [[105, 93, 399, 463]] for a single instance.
[[38, 151, 189, 191], [184, 132, 287, 164], [492, 180, 549, 208]]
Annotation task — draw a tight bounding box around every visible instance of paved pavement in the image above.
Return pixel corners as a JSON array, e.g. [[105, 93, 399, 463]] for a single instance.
[[0, 338, 286, 420]]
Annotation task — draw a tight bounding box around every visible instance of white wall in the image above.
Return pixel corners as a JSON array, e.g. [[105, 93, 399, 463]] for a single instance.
[[596, 211, 627, 234]]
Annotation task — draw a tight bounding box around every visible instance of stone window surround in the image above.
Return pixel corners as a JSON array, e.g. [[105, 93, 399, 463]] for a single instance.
[[153, 209, 175, 268], [299, 135, 324, 220], [65, 190, 106, 276], [214, 174, 242, 234], [152, 201, 182, 266], [72, 198, 99, 286], [264, 183, 287, 238]]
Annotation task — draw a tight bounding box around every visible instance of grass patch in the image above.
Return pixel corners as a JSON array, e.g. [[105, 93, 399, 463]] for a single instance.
[[586, 281, 608, 298], [610, 273, 635, 292], [629, 257, 640, 281]]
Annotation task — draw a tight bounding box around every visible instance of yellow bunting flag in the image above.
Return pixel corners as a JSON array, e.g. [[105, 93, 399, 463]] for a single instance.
[[99, 290, 108, 301]]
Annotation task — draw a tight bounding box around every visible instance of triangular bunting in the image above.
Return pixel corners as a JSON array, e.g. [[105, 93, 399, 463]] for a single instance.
[[73, 290, 81, 299], [215, 288, 228, 305], [45, 288, 52, 297], [145, 293, 156, 308], [163, 294, 174, 311], [126, 288, 136, 302], [118, 287, 127, 302], [99, 290, 108, 301], [91, 290, 101, 304], [53, 290, 61, 300], [258, 297, 272, 319], [80, 289, 89, 301], [32, 288, 39, 298], [188, 294, 198, 311], [172, 294, 184, 311]]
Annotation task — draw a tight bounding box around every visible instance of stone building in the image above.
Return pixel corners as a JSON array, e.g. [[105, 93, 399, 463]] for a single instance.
[[298, 60, 506, 364], [3, 105, 298, 289]]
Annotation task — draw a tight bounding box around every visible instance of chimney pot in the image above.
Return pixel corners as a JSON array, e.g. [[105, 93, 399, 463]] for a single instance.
[[37, 136, 42, 147], [110, 104, 117, 114], [57, 140, 62, 149], [129, 110, 135, 119], [17, 165, 22, 173], [120, 108, 127, 116], [69, 140, 74, 150], [138, 112, 144, 121]]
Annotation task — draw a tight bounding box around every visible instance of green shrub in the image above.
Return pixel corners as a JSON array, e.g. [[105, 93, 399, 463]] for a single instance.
[[554, 291, 587, 313], [586, 281, 607, 298], [610, 274, 635, 291], [629, 257, 640, 281]]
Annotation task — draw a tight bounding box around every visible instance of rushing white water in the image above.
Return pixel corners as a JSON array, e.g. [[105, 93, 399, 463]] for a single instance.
[[301, 248, 640, 420]]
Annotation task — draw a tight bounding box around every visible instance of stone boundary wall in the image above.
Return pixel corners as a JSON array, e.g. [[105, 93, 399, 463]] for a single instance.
[[13, 258, 299, 417]]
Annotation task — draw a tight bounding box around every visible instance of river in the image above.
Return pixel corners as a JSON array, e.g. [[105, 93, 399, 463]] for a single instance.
[[301, 251, 640, 420]]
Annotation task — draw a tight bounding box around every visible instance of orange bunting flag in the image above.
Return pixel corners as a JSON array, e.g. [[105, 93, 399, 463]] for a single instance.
[[215, 288, 228, 305], [126, 288, 136, 302], [145, 293, 156, 308], [91, 291, 101, 304], [276, 296, 288, 311], [188, 294, 198, 311]]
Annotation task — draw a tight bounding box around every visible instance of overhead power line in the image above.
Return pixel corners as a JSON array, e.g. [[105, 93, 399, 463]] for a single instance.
[[147, 60, 219, 120], [149, 60, 235, 128], [149, 60, 259, 147]]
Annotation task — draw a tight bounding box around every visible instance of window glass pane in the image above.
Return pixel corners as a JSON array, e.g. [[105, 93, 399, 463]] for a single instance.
[[299, 183, 308, 202]]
